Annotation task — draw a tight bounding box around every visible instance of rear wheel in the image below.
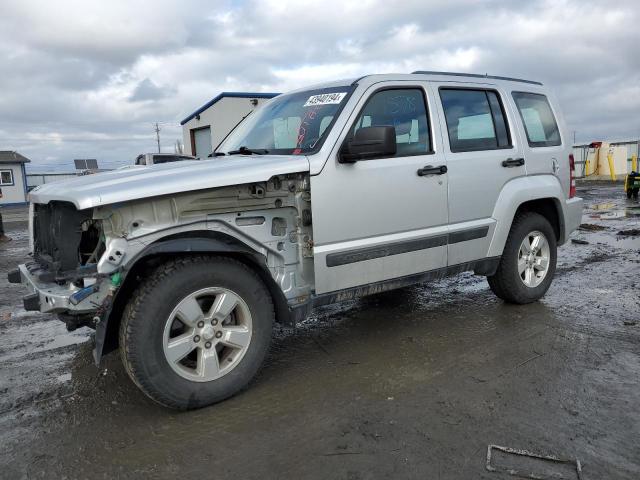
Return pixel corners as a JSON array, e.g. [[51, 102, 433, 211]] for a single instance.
[[119, 256, 274, 410], [487, 212, 557, 304]]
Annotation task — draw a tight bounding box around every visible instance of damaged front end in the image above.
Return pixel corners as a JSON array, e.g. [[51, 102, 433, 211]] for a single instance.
[[9, 172, 315, 365], [9, 201, 117, 332]]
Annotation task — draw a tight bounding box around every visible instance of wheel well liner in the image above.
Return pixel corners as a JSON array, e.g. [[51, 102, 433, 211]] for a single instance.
[[97, 231, 291, 362], [513, 198, 563, 242]]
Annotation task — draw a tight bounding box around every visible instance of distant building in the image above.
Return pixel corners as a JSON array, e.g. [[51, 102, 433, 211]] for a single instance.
[[181, 92, 279, 158], [0, 151, 30, 205]]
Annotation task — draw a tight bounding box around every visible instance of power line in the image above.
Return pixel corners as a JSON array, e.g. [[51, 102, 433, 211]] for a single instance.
[[154, 123, 161, 153]]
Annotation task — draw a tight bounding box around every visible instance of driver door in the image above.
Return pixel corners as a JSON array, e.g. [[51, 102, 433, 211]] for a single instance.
[[311, 83, 449, 294]]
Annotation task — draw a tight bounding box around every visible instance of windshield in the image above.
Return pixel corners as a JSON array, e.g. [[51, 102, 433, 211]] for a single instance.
[[218, 86, 354, 155]]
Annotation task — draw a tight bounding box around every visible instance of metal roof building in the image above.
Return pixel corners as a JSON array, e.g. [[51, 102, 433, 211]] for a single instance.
[[181, 92, 280, 158]]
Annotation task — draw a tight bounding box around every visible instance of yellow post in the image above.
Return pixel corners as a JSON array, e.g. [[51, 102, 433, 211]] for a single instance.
[[607, 153, 616, 181], [633, 154, 638, 173]]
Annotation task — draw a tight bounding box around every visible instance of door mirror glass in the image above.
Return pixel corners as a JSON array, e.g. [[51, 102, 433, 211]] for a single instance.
[[340, 126, 397, 163]]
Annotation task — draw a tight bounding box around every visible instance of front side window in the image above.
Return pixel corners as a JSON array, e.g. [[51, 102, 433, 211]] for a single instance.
[[440, 88, 511, 152], [0, 170, 14, 185], [350, 88, 431, 157], [218, 86, 354, 155], [512, 92, 561, 147]]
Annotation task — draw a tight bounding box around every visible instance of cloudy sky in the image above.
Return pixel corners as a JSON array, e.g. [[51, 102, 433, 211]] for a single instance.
[[1, 0, 638, 172]]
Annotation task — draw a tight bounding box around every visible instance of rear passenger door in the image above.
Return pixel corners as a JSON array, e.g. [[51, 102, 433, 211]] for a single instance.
[[431, 83, 526, 266], [510, 91, 568, 195]]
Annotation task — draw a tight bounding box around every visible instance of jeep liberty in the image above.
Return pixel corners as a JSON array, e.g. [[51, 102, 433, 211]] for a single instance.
[[9, 72, 583, 409]]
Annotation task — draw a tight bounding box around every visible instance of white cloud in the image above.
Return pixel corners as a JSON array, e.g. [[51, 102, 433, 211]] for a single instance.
[[0, 0, 638, 171]]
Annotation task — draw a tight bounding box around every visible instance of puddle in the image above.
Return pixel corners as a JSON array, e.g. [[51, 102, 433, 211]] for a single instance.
[[0, 320, 91, 362], [598, 211, 625, 219], [588, 207, 640, 220], [618, 229, 640, 237], [592, 202, 616, 211], [625, 207, 640, 217], [586, 196, 640, 220], [579, 224, 607, 231], [55, 372, 72, 384], [575, 231, 640, 250]]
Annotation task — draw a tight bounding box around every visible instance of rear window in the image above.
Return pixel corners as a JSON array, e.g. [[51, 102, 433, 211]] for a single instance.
[[440, 89, 511, 152], [153, 155, 193, 164], [512, 92, 561, 147]]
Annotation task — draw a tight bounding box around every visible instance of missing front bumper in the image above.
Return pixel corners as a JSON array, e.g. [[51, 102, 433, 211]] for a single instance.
[[12, 262, 109, 314]]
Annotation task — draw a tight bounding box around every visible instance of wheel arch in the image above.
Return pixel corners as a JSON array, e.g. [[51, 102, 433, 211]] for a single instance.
[[95, 230, 291, 363], [512, 198, 563, 242], [487, 176, 567, 258]]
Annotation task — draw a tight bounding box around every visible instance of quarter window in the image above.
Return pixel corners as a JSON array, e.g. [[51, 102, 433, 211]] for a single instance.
[[440, 89, 511, 152], [351, 88, 432, 157], [0, 170, 14, 185], [512, 92, 561, 147]]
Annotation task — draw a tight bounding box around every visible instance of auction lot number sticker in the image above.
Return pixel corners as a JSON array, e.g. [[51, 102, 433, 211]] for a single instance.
[[304, 92, 347, 107]]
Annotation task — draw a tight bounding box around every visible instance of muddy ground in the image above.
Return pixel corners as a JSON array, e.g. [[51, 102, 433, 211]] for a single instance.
[[1, 183, 639, 479]]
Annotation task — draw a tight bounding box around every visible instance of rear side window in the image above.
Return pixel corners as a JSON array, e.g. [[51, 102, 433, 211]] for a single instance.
[[512, 92, 561, 147], [440, 89, 511, 152], [351, 88, 432, 157]]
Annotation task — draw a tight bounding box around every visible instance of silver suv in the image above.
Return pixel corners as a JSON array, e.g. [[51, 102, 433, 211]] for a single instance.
[[9, 72, 583, 409]]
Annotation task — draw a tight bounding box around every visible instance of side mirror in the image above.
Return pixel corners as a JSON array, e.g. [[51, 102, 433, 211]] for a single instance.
[[340, 126, 397, 163]]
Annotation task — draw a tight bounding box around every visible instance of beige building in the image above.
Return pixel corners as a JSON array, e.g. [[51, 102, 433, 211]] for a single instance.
[[0, 151, 30, 205], [181, 92, 279, 157], [573, 141, 639, 179]]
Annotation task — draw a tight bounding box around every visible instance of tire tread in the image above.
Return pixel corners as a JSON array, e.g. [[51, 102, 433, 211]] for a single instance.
[[119, 255, 273, 410], [487, 212, 556, 304]]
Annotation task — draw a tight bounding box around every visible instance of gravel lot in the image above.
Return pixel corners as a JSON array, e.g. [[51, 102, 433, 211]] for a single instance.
[[1, 183, 639, 479]]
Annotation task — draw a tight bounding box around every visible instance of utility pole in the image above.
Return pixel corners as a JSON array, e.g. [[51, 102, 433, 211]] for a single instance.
[[573, 130, 576, 145], [154, 123, 161, 153]]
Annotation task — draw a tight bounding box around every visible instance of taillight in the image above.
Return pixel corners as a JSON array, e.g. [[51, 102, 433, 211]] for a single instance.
[[569, 153, 576, 198]]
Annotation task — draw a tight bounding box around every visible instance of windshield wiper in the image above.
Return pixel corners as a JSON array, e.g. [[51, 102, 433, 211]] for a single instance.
[[209, 152, 226, 157], [227, 146, 269, 155]]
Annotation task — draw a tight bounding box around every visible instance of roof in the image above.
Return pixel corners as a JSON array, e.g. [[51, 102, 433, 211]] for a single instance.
[[0, 151, 31, 164], [180, 92, 280, 125]]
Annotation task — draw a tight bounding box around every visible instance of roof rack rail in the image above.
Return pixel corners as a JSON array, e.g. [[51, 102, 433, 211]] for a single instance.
[[351, 75, 369, 86], [411, 71, 543, 86]]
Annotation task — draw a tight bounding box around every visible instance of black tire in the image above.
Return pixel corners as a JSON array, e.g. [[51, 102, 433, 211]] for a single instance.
[[487, 212, 557, 304], [119, 256, 274, 410]]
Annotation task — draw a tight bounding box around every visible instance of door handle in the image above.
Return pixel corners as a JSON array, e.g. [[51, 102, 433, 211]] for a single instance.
[[502, 157, 525, 168], [417, 165, 448, 176]]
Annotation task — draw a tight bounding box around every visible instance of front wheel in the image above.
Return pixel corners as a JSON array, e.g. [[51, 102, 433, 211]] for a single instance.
[[119, 256, 274, 410], [487, 212, 557, 304]]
